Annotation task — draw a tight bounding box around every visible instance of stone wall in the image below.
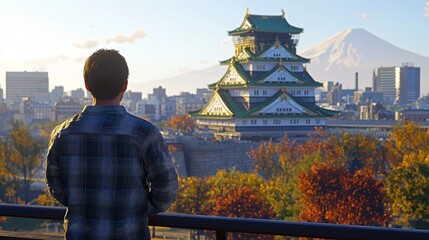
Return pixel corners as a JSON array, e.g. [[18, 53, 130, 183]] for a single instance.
[[169, 140, 261, 178]]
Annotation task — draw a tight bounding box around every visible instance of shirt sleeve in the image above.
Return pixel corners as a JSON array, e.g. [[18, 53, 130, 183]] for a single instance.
[[46, 129, 68, 206], [143, 128, 178, 215]]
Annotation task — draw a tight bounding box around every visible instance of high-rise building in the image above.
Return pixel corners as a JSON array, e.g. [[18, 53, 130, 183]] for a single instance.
[[373, 64, 420, 104], [0, 84, 4, 104], [51, 86, 65, 104], [191, 10, 336, 139], [6, 71, 49, 104]]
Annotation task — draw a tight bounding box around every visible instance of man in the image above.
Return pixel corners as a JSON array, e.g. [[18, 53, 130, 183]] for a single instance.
[[46, 49, 178, 239]]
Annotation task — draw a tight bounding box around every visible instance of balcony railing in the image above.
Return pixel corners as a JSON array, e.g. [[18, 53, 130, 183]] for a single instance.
[[1, 203, 429, 240]]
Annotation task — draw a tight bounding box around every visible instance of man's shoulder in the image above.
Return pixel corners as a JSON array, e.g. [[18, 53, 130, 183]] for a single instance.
[[124, 113, 160, 138], [50, 113, 82, 137]]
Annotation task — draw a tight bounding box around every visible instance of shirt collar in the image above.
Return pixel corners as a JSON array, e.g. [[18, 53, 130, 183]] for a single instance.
[[82, 105, 127, 114]]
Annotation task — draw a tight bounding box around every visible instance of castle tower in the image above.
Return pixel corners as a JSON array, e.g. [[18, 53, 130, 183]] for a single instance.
[[191, 10, 336, 139]]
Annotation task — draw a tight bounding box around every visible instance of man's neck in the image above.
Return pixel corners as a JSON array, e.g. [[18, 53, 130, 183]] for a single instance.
[[92, 94, 122, 106]]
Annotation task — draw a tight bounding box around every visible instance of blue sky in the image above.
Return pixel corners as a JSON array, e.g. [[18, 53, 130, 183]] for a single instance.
[[0, 0, 428, 94]]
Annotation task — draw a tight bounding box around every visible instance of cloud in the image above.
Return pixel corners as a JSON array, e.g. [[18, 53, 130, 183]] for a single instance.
[[73, 40, 99, 49], [170, 65, 195, 75], [25, 55, 68, 70], [75, 57, 86, 63], [106, 29, 146, 44], [198, 59, 209, 65], [220, 38, 230, 45], [362, 14, 371, 21], [425, 2, 429, 18]]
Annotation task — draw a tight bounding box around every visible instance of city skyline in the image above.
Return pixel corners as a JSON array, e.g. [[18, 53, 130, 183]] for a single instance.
[[1, 0, 428, 94]]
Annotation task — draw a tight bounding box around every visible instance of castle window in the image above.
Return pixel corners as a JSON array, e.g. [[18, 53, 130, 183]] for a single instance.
[[306, 119, 311, 124], [291, 65, 299, 71], [242, 120, 247, 125], [274, 119, 281, 125], [262, 90, 267, 95], [251, 120, 257, 125], [304, 90, 309, 95], [254, 90, 259, 96], [263, 120, 267, 125], [315, 119, 320, 124], [257, 64, 265, 70]]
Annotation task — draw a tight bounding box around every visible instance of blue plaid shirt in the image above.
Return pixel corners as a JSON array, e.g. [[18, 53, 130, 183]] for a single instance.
[[46, 105, 178, 239]]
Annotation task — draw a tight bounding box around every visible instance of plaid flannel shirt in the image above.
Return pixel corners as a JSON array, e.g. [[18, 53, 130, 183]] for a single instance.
[[46, 105, 178, 239]]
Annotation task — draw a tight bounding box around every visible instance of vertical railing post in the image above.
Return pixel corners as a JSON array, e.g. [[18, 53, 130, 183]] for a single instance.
[[216, 230, 227, 240]]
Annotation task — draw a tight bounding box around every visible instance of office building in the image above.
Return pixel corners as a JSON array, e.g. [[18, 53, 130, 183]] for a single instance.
[[373, 64, 420, 104], [6, 71, 49, 104]]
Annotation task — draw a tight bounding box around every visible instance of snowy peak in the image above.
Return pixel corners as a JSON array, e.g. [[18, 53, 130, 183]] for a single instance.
[[299, 28, 429, 92]]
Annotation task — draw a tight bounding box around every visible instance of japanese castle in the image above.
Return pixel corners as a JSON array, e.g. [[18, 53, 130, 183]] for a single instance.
[[191, 9, 336, 139]]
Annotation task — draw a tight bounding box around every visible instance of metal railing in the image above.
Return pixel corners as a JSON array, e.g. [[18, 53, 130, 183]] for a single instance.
[[1, 203, 429, 240]]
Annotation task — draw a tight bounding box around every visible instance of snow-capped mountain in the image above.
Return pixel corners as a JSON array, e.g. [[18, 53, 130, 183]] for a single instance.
[[130, 28, 428, 96], [299, 28, 429, 93]]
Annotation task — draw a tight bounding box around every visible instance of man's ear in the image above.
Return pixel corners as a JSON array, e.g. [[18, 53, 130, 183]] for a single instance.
[[85, 82, 91, 92], [121, 80, 128, 92]]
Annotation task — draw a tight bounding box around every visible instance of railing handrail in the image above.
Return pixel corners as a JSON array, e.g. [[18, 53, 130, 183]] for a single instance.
[[1, 203, 429, 240]]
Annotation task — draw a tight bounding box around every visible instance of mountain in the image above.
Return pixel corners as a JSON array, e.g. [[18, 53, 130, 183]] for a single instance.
[[129, 65, 227, 96], [130, 28, 429, 96], [299, 28, 429, 93]]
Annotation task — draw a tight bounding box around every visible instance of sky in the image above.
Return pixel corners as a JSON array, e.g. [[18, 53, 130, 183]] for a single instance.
[[0, 0, 428, 95]]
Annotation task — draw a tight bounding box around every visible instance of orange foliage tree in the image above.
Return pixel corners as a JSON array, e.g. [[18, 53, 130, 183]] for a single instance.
[[165, 114, 195, 134], [299, 164, 390, 226], [211, 186, 275, 240]]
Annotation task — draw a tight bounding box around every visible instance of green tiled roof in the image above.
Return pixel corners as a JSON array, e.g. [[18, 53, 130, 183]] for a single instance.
[[247, 90, 330, 117], [229, 14, 303, 35], [193, 88, 336, 119], [210, 59, 322, 89]]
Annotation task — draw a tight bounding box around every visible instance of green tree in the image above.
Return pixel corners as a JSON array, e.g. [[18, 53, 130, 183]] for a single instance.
[[0, 121, 44, 203], [386, 160, 429, 229], [205, 169, 265, 212], [169, 176, 210, 215]]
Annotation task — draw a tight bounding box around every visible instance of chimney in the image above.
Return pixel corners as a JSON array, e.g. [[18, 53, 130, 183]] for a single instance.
[[355, 72, 359, 91]]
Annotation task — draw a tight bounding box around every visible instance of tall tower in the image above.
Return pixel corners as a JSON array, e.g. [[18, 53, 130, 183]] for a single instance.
[[191, 10, 336, 139]]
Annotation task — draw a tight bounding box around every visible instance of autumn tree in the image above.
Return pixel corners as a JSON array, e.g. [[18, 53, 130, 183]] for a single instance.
[[299, 164, 390, 226], [211, 186, 275, 240], [248, 140, 282, 180], [384, 121, 429, 169], [0, 121, 44, 203], [165, 114, 195, 134], [35, 189, 62, 206]]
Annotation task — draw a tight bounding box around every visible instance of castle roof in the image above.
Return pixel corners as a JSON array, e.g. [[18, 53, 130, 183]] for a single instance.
[[192, 88, 336, 119], [228, 12, 303, 36], [209, 59, 321, 89]]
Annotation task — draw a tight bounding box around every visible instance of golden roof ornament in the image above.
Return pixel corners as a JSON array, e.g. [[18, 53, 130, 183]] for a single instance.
[[246, 8, 250, 17], [229, 58, 235, 66]]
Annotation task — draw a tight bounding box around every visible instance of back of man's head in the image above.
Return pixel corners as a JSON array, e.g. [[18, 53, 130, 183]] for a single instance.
[[84, 49, 129, 100]]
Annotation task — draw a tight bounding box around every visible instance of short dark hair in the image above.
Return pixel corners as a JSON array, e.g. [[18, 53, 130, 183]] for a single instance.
[[84, 49, 129, 100]]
